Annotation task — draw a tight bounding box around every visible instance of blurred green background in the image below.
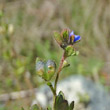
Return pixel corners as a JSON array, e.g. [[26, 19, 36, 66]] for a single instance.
[[0, 0, 110, 109]]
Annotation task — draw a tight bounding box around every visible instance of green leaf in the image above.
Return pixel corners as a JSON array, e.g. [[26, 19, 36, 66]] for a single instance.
[[55, 92, 64, 106], [55, 91, 69, 110], [54, 31, 63, 45], [31, 104, 41, 110], [58, 91, 65, 99], [69, 101, 74, 110], [59, 100, 69, 110]]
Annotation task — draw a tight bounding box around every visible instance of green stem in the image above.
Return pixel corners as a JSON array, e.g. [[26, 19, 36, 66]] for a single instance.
[[53, 51, 66, 110], [54, 52, 66, 93], [47, 82, 56, 110], [47, 82, 56, 96]]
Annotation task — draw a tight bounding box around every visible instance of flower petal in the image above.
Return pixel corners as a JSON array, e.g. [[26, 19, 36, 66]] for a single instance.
[[74, 35, 81, 43], [69, 31, 74, 37]]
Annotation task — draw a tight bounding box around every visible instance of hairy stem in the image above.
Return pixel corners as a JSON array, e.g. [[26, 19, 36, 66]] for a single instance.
[[53, 51, 66, 110], [54, 52, 66, 92]]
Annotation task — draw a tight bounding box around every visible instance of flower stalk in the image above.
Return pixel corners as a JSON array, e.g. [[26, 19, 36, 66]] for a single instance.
[[54, 52, 66, 93], [52, 52, 66, 110]]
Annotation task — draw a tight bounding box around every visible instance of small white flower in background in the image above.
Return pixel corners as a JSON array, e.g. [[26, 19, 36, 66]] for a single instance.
[[8, 24, 14, 35]]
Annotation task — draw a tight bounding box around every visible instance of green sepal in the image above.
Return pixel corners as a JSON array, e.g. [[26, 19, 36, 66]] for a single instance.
[[54, 31, 63, 45], [64, 45, 79, 57], [73, 51, 79, 56], [61, 29, 69, 42], [64, 45, 75, 57]]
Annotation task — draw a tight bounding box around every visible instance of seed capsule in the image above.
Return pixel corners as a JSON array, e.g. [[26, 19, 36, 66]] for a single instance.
[[36, 61, 44, 76], [36, 59, 56, 81], [45, 60, 56, 81]]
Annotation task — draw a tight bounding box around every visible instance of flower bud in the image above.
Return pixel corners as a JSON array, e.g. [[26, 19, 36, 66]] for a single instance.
[[54, 29, 81, 55], [62, 60, 70, 69]]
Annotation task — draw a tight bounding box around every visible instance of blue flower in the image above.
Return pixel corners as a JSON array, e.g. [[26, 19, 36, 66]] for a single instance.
[[69, 31, 81, 43], [54, 29, 81, 49], [74, 35, 81, 42]]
